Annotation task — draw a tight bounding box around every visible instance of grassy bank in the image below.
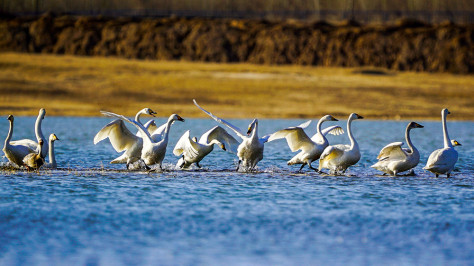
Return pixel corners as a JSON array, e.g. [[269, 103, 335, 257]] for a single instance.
[[0, 52, 473, 120]]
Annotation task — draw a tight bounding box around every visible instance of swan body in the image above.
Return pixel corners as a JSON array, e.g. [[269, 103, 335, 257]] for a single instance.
[[174, 126, 239, 169], [3, 115, 35, 168], [10, 108, 48, 157], [371, 122, 424, 176], [43, 134, 59, 169], [101, 111, 184, 170], [22, 139, 45, 171], [424, 108, 459, 177], [94, 108, 156, 168], [319, 113, 364, 174], [193, 100, 266, 172], [267, 115, 343, 171]]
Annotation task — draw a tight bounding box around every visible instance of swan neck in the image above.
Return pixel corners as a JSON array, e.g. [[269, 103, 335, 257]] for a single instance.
[[442, 112, 452, 148], [250, 122, 258, 139], [405, 126, 415, 153], [5, 119, 13, 147], [316, 118, 327, 144], [49, 139, 56, 165], [135, 111, 144, 125], [35, 113, 45, 141], [347, 117, 357, 150], [162, 118, 174, 142]]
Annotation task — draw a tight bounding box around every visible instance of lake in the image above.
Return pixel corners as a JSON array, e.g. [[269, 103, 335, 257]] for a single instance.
[[0, 116, 473, 265]]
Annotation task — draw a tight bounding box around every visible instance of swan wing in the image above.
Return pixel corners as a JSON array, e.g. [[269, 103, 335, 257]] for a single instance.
[[377, 142, 407, 161], [173, 130, 199, 157], [193, 99, 246, 139], [425, 148, 457, 169], [319, 146, 344, 166], [268, 127, 312, 152], [150, 122, 167, 142], [9, 139, 37, 153], [100, 111, 152, 143], [311, 126, 344, 142], [135, 119, 158, 138], [297, 120, 312, 129], [200, 126, 240, 154], [93, 119, 139, 152]]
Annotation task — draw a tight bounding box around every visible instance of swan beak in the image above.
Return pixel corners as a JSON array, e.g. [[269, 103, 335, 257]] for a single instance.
[[332, 117, 339, 121], [177, 116, 185, 122], [356, 114, 364, 119], [247, 127, 252, 135], [454, 140, 462, 146], [414, 122, 424, 128], [220, 143, 226, 151]]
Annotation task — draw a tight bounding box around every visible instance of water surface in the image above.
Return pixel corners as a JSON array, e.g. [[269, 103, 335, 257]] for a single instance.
[[0, 117, 473, 265]]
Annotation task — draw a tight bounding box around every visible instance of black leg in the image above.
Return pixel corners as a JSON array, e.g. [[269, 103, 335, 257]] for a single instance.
[[298, 163, 306, 172], [308, 162, 319, 172], [436, 174, 439, 177], [236, 160, 241, 172], [196, 162, 202, 168], [447, 173, 451, 178]]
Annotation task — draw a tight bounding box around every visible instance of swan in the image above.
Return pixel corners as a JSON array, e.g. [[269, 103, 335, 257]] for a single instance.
[[267, 115, 343, 172], [193, 100, 266, 172], [174, 126, 239, 169], [371, 122, 424, 176], [3, 115, 36, 168], [10, 108, 48, 157], [101, 111, 184, 170], [319, 113, 364, 174], [22, 139, 45, 171], [43, 134, 59, 169], [423, 108, 459, 177], [94, 108, 156, 168]]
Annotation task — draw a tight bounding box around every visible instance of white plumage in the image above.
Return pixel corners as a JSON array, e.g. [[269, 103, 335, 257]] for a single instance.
[[319, 113, 364, 174], [423, 108, 460, 177], [371, 122, 424, 176]]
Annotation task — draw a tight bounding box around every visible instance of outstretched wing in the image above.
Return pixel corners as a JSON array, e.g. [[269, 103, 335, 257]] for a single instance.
[[200, 126, 240, 154], [136, 120, 159, 138], [173, 130, 199, 157], [10, 139, 38, 153], [93, 119, 139, 152], [311, 125, 345, 143], [268, 127, 313, 152], [193, 99, 246, 139], [377, 142, 407, 161], [150, 122, 168, 142], [100, 111, 153, 144]]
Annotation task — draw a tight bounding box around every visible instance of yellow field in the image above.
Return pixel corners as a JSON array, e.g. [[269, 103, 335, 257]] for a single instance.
[[0, 52, 473, 120]]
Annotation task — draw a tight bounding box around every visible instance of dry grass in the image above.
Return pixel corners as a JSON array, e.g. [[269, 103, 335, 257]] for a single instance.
[[0, 52, 473, 120]]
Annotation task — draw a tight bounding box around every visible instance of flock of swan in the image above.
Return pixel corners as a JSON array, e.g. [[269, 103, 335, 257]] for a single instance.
[[2, 100, 462, 177]]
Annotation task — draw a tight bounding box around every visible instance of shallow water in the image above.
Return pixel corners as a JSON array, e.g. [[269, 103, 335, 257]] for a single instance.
[[0, 117, 473, 265]]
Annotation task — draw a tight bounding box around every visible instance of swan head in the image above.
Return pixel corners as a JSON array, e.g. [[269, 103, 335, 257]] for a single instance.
[[219, 143, 226, 151], [442, 108, 450, 116], [170, 114, 185, 122], [247, 119, 258, 135], [349, 113, 364, 120], [322, 115, 338, 122], [7, 115, 13, 122], [143, 108, 157, 117], [408, 122, 424, 129], [451, 139, 462, 146], [191, 136, 198, 142], [50, 134, 59, 142], [39, 108, 46, 119]]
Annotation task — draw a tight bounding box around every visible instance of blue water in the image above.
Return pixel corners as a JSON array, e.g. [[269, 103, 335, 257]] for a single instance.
[[0, 117, 473, 265]]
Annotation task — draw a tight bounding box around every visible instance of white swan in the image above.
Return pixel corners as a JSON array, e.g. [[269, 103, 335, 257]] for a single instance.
[[267, 115, 343, 171], [3, 115, 34, 168], [319, 113, 364, 174], [43, 134, 59, 169], [10, 108, 48, 157], [22, 139, 45, 171], [423, 108, 459, 177], [94, 108, 156, 168], [371, 122, 424, 176], [193, 100, 266, 172], [101, 111, 184, 170], [174, 126, 239, 169]]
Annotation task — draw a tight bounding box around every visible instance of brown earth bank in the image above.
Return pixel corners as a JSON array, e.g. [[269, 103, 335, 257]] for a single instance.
[[0, 14, 473, 74]]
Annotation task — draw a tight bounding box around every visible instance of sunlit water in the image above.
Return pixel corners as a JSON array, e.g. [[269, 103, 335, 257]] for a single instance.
[[0, 117, 473, 265]]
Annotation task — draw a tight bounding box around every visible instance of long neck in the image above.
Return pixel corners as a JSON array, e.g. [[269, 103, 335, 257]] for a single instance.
[[4, 119, 13, 147], [442, 112, 452, 148], [347, 118, 358, 150], [135, 111, 145, 125], [35, 114, 45, 141], [161, 118, 175, 143], [250, 122, 258, 140], [405, 126, 416, 154], [316, 118, 328, 144], [49, 140, 56, 166]]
